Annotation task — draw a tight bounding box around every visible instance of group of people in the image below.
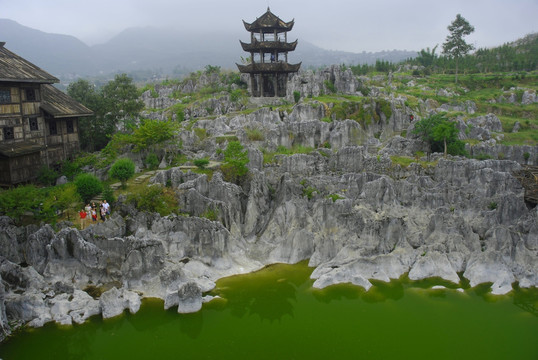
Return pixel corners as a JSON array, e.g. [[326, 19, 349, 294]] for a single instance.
[[79, 200, 110, 229]]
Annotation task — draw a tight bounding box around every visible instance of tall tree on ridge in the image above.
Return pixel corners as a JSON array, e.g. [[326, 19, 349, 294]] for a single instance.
[[442, 14, 475, 83]]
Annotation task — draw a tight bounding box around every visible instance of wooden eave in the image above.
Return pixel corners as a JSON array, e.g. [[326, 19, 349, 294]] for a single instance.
[[40, 84, 93, 119], [236, 62, 302, 74], [0, 141, 43, 158], [240, 39, 298, 52], [0, 42, 59, 84], [243, 8, 294, 33]]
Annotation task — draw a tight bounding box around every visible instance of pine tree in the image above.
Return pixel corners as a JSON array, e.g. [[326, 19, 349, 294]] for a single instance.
[[442, 14, 475, 83]]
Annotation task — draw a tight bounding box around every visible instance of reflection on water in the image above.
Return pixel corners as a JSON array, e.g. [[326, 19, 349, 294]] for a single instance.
[[210, 263, 308, 322], [1, 261, 537, 360]]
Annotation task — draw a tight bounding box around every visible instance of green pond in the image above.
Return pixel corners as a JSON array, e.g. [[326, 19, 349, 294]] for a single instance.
[[1, 261, 537, 360]]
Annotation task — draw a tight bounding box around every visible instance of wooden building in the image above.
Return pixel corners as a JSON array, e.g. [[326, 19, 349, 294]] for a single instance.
[[237, 8, 301, 97], [0, 42, 93, 185]]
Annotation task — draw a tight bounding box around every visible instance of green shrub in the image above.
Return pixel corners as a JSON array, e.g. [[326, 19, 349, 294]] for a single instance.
[[327, 193, 345, 202], [201, 206, 219, 221], [145, 153, 159, 170], [230, 89, 244, 102], [130, 119, 177, 152], [523, 152, 530, 161], [303, 186, 317, 200], [193, 158, 210, 169], [0, 185, 45, 223], [101, 183, 116, 204], [293, 91, 301, 103], [74, 173, 103, 203], [194, 128, 208, 141], [324, 80, 336, 93], [37, 166, 58, 186], [221, 141, 249, 184], [488, 201, 498, 210], [109, 158, 135, 189], [245, 127, 264, 141], [475, 153, 492, 160], [127, 184, 178, 216], [42, 183, 81, 222]]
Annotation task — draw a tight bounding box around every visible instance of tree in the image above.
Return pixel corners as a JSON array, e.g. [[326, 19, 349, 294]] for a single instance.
[[412, 114, 466, 158], [411, 114, 444, 157], [0, 185, 44, 224], [442, 14, 475, 83], [101, 74, 144, 132], [67, 79, 110, 151], [74, 173, 103, 203], [221, 141, 249, 184], [416, 45, 438, 68], [432, 121, 459, 158], [109, 158, 135, 189]]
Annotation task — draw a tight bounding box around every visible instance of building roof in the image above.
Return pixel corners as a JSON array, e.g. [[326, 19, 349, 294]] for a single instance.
[[0, 42, 59, 84], [41, 84, 93, 118], [243, 8, 294, 33], [236, 62, 302, 74], [0, 140, 43, 158]]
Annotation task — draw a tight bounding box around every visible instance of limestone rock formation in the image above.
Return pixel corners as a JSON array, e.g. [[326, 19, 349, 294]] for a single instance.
[[0, 66, 537, 339]]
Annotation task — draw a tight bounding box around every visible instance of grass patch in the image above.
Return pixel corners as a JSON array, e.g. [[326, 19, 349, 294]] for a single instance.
[[262, 145, 315, 164], [390, 156, 438, 168]]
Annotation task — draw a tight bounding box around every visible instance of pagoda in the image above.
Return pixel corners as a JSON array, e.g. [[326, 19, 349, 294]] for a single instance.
[[237, 8, 301, 97]]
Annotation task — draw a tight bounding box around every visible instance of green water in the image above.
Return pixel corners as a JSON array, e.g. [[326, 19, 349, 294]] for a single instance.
[[1, 261, 537, 360]]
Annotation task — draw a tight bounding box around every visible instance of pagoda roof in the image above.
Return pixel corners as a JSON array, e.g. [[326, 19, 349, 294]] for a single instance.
[[41, 84, 94, 119], [236, 62, 301, 74], [243, 8, 294, 33], [240, 39, 298, 52], [0, 42, 59, 84]]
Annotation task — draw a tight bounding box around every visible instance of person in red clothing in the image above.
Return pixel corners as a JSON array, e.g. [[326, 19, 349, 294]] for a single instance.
[[79, 209, 87, 229]]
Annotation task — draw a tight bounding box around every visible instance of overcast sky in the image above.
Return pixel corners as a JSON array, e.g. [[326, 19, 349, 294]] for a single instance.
[[2, 0, 537, 52]]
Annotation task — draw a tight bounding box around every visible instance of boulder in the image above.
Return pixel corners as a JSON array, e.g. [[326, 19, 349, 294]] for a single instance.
[[177, 282, 202, 313]]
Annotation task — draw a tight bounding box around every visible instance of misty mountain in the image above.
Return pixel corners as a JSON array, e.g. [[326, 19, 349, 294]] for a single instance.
[[0, 19, 418, 82]]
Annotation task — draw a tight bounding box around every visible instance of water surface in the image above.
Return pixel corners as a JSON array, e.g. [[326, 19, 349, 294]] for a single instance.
[[1, 261, 537, 359]]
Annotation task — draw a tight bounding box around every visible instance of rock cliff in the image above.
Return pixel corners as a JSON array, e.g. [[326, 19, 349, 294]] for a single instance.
[[0, 66, 537, 340]]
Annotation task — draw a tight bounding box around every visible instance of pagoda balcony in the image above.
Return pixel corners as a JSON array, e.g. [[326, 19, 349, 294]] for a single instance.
[[236, 62, 302, 74], [240, 39, 298, 52]]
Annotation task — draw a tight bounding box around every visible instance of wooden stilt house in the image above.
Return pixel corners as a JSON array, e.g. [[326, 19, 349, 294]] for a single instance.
[[0, 42, 93, 185]]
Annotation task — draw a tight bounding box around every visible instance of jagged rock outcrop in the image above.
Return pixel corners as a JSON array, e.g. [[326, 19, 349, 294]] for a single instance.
[[0, 68, 537, 340]]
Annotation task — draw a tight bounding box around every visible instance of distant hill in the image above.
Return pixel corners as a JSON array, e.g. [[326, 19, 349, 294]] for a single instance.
[[0, 19, 418, 82]]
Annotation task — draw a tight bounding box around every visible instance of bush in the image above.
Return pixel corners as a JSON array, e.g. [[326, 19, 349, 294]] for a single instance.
[[130, 119, 177, 152], [293, 91, 301, 103], [327, 193, 345, 202], [221, 141, 249, 184], [42, 183, 81, 222], [37, 166, 58, 186], [74, 173, 103, 203], [109, 158, 135, 189], [245, 127, 264, 141], [101, 183, 116, 204], [145, 153, 159, 170], [0, 185, 45, 223], [201, 206, 219, 221], [193, 158, 210, 169], [127, 184, 177, 216]]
